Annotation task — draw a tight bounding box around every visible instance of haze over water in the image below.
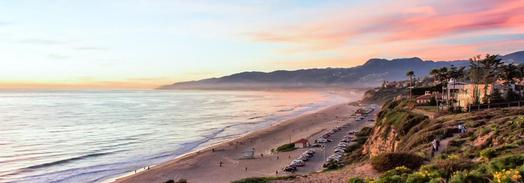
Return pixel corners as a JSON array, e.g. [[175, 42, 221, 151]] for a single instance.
[[0, 90, 353, 183]]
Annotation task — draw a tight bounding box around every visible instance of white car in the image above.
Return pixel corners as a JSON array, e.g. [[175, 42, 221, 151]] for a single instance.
[[327, 154, 342, 162], [304, 150, 315, 155], [291, 159, 305, 167], [316, 138, 331, 143], [341, 138, 351, 143], [298, 155, 310, 161], [334, 148, 345, 154], [338, 142, 350, 147]]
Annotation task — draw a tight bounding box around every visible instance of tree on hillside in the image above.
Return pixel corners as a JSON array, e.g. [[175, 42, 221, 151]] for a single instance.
[[469, 54, 504, 103], [438, 67, 449, 84], [406, 70, 415, 99], [518, 64, 524, 82], [448, 65, 466, 81], [500, 63, 520, 85], [430, 69, 440, 83], [499, 63, 521, 100]]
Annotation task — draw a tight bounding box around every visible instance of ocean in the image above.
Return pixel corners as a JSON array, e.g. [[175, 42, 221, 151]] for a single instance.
[[0, 90, 354, 183]]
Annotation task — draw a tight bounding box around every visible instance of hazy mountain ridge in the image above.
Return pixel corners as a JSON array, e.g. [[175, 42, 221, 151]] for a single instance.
[[159, 51, 524, 90]]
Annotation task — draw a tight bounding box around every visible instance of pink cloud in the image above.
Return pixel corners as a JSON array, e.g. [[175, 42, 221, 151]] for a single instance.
[[248, 0, 524, 54], [382, 0, 524, 41]]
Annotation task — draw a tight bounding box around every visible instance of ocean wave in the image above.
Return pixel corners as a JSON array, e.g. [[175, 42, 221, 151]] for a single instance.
[[20, 151, 116, 171], [248, 116, 263, 120]]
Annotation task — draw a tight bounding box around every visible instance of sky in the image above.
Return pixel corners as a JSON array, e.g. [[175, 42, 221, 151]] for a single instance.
[[0, 0, 523, 89]]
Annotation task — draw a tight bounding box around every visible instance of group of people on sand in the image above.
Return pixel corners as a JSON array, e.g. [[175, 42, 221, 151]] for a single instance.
[[134, 166, 151, 174]]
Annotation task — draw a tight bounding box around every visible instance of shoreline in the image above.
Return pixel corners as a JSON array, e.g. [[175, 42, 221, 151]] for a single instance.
[[111, 90, 366, 183]]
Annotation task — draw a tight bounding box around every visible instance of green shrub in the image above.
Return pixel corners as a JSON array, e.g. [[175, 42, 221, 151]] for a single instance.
[[164, 179, 187, 183], [376, 166, 412, 183], [480, 148, 496, 160], [371, 152, 425, 172], [356, 127, 373, 137], [355, 137, 368, 145], [428, 177, 445, 183], [398, 115, 427, 136], [511, 116, 524, 128], [449, 170, 489, 183], [347, 177, 365, 183], [448, 139, 466, 147], [275, 143, 296, 152], [489, 154, 524, 172], [432, 158, 474, 178], [479, 127, 490, 136], [479, 144, 519, 160], [405, 171, 431, 183], [231, 176, 295, 183], [345, 143, 362, 153]]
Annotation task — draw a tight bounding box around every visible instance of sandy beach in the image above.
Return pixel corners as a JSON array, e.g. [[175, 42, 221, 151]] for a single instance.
[[114, 93, 370, 183]]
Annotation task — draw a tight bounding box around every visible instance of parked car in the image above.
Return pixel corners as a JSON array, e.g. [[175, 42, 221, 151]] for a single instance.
[[304, 149, 315, 155], [310, 143, 322, 147], [316, 138, 331, 143], [334, 148, 345, 154], [298, 155, 310, 161], [291, 159, 305, 167], [283, 165, 297, 172]]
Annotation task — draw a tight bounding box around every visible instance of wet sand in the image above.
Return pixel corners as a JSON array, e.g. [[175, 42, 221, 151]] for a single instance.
[[114, 97, 365, 183]]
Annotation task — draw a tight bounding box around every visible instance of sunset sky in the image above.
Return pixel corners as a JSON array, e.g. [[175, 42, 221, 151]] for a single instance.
[[0, 0, 523, 89]]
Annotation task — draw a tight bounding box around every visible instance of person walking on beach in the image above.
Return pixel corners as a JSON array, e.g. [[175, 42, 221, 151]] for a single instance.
[[219, 161, 223, 167], [245, 167, 248, 171]]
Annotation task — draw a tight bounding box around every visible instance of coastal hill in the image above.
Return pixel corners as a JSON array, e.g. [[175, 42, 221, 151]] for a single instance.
[[158, 51, 524, 90]]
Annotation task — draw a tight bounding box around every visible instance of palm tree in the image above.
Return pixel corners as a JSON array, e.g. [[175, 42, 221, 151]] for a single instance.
[[406, 70, 415, 99]]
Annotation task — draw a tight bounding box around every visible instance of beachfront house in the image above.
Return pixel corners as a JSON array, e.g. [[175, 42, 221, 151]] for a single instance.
[[293, 139, 309, 148], [456, 84, 494, 109], [415, 91, 433, 105], [441, 78, 495, 110]]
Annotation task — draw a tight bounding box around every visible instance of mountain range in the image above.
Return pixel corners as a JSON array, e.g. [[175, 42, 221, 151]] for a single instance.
[[158, 51, 524, 90]]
